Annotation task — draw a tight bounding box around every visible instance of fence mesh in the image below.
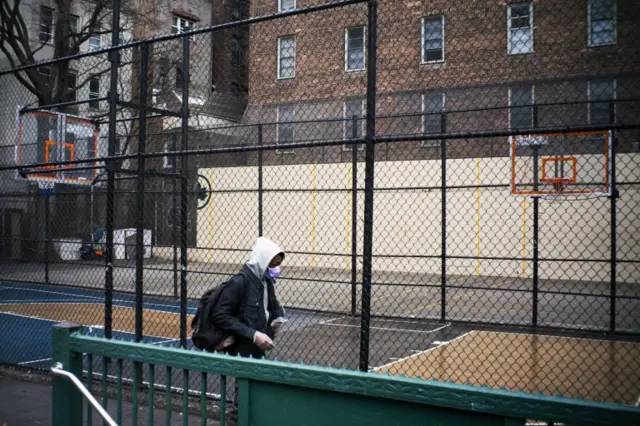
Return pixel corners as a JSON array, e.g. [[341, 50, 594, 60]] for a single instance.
[[0, 0, 639, 412]]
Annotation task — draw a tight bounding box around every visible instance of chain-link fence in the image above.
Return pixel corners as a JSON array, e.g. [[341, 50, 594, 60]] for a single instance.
[[1, 0, 639, 412]]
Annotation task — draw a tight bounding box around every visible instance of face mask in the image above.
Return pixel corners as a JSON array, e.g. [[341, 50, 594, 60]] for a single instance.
[[266, 266, 281, 279]]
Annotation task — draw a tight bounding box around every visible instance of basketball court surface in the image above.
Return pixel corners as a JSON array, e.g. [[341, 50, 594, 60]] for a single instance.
[[2, 281, 639, 407]]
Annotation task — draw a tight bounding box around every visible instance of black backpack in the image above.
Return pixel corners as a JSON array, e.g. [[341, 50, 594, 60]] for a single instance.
[[191, 271, 249, 352]]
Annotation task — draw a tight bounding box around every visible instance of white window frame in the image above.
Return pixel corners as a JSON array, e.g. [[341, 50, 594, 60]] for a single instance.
[[276, 105, 295, 154], [587, 79, 616, 124], [507, 3, 534, 55], [421, 15, 445, 64], [278, 0, 296, 12], [588, 0, 617, 47], [89, 76, 100, 109], [345, 26, 366, 72], [421, 92, 445, 148], [508, 85, 535, 130], [277, 35, 296, 79], [40, 6, 55, 44], [89, 32, 102, 51], [343, 99, 365, 151], [172, 15, 195, 34]]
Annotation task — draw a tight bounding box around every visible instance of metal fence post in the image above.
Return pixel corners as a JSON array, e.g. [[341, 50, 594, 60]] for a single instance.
[[440, 114, 447, 322], [51, 322, 83, 426], [532, 105, 539, 327], [44, 194, 50, 284], [135, 42, 149, 343], [359, 0, 377, 373], [609, 100, 617, 332], [258, 124, 264, 237], [104, 0, 121, 341], [351, 115, 358, 317], [179, 35, 190, 348]]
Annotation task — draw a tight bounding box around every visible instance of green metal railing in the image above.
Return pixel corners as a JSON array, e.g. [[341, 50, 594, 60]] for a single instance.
[[51, 322, 640, 426]]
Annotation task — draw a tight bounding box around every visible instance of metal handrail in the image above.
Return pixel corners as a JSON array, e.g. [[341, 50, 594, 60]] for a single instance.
[[50, 362, 119, 426]]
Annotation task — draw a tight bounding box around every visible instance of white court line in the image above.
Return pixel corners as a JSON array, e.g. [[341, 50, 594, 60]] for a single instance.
[[18, 357, 52, 365], [318, 316, 349, 325], [371, 330, 476, 372], [0, 299, 95, 304], [0, 285, 197, 313], [322, 323, 450, 335]]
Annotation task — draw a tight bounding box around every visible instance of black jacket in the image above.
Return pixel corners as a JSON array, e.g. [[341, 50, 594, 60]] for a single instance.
[[210, 264, 285, 343]]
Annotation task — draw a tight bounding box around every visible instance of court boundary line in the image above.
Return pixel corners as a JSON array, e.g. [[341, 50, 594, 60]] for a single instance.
[[477, 329, 640, 346], [0, 285, 197, 314], [0, 311, 185, 343], [321, 322, 451, 335], [371, 330, 476, 372]]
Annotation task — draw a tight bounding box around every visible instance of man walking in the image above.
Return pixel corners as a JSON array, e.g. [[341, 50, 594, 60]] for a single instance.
[[211, 237, 287, 423]]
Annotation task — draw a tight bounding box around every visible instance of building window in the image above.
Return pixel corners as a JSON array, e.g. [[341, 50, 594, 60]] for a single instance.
[[343, 99, 365, 150], [69, 14, 79, 36], [65, 70, 77, 103], [345, 26, 365, 71], [277, 105, 295, 153], [172, 15, 194, 34], [507, 3, 533, 54], [279, 0, 295, 12], [422, 15, 444, 63], [232, 36, 241, 66], [509, 85, 534, 129], [89, 32, 102, 51], [40, 6, 54, 43], [588, 79, 615, 124], [89, 77, 100, 109], [277, 36, 296, 79], [588, 0, 616, 46], [422, 92, 444, 148]]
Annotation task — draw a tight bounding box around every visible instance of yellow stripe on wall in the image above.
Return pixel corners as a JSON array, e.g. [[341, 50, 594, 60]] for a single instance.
[[521, 196, 527, 278], [346, 163, 352, 270], [476, 158, 481, 276], [209, 168, 215, 263], [311, 164, 317, 268]]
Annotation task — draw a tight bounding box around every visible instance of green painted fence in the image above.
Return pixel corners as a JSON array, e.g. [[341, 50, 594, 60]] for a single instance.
[[51, 322, 640, 426]]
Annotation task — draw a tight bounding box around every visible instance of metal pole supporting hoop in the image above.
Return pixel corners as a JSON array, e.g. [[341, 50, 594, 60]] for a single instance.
[[38, 180, 55, 196]]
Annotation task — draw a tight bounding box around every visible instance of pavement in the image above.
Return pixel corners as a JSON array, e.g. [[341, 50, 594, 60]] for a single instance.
[[0, 367, 220, 426]]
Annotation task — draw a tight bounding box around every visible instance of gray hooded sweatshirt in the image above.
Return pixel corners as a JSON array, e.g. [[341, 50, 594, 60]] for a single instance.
[[245, 237, 285, 324]]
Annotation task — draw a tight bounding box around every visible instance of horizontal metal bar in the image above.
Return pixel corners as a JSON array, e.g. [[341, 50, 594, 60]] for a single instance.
[[376, 123, 640, 144], [114, 168, 181, 178], [116, 101, 181, 118], [50, 362, 119, 426], [20, 98, 109, 114], [0, 0, 366, 77]]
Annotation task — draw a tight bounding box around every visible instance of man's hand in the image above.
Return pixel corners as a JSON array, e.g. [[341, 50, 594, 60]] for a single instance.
[[272, 321, 283, 333], [253, 331, 275, 350]]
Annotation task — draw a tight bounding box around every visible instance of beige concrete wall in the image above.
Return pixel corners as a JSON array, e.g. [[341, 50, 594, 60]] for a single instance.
[[154, 153, 640, 283]]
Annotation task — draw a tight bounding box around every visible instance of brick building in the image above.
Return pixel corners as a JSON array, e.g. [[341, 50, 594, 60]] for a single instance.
[[242, 0, 640, 164]]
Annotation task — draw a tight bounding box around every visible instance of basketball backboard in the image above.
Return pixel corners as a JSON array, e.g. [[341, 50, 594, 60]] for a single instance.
[[510, 130, 612, 197], [15, 109, 99, 186]]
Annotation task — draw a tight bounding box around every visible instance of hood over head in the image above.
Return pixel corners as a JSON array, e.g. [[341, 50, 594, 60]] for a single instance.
[[246, 237, 285, 279]]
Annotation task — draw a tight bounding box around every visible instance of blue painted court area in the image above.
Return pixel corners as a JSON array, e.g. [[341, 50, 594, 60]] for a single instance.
[[0, 282, 200, 370]]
